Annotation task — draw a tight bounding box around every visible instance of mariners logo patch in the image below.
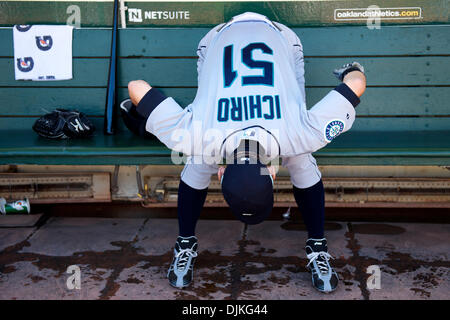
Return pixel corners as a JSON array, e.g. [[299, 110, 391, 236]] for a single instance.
[[324, 120, 345, 142]]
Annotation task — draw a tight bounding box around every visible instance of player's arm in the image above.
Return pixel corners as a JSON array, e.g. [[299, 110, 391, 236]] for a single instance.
[[334, 62, 366, 97], [128, 80, 194, 153], [128, 80, 152, 106], [293, 62, 366, 154]]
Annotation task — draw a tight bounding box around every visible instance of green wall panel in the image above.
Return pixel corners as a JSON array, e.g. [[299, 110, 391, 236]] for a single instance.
[[0, 0, 448, 27], [1, 25, 449, 57], [1, 87, 449, 117], [2, 56, 448, 87]]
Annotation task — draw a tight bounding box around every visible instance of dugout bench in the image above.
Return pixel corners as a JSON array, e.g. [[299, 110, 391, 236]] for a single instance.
[[0, 2, 449, 206], [0, 26, 449, 166]]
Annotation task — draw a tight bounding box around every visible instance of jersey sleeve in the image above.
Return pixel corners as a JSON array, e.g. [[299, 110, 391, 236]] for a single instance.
[[293, 83, 360, 154], [136, 88, 195, 154]]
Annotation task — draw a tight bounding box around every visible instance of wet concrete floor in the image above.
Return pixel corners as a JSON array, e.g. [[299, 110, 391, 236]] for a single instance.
[[0, 216, 448, 300]]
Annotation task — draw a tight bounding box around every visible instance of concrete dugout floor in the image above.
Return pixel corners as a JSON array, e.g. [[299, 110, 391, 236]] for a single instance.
[[0, 216, 449, 300]]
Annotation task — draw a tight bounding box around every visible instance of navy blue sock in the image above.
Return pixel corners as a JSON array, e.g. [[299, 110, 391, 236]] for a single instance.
[[292, 179, 325, 239], [177, 180, 208, 237]]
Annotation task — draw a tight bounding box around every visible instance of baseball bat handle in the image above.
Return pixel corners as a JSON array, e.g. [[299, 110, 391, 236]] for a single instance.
[[104, 0, 119, 135]]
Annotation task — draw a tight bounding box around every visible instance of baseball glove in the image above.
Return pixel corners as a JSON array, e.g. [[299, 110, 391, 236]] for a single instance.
[[32, 109, 95, 139], [333, 61, 365, 82]]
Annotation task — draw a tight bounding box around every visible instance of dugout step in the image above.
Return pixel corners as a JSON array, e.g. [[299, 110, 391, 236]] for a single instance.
[[141, 175, 450, 209], [0, 172, 111, 204]]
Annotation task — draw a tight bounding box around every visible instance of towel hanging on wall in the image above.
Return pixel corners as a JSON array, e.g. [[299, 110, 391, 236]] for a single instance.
[[13, 25, 73, 81]]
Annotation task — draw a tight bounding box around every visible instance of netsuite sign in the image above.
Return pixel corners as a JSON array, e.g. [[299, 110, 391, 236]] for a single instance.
[[128, 8, 190, 22]]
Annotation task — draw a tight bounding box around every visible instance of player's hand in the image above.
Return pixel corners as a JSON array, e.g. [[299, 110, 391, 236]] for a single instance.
[[128, 80, 152, 106], [218, 166, 226, 182], [333, 61, 365, 82]]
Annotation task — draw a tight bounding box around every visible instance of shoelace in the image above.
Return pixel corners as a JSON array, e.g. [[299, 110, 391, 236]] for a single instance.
[[175, 248, 198, 271], [306, 251, 334, 274]]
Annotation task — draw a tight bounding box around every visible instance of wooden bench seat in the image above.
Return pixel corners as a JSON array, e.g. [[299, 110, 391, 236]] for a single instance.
[[0, 128, 448, 165]]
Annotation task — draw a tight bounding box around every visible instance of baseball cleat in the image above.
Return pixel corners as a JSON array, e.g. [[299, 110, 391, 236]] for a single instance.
[[167, 236, 198, 288], [305, 238, 339, 293]]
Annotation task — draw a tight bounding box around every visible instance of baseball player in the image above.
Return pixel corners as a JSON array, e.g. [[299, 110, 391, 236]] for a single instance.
[[122, 12, 366, 293]]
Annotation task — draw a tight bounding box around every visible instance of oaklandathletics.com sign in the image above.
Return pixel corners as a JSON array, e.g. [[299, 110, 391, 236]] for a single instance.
[[334, 7, 422, 20]]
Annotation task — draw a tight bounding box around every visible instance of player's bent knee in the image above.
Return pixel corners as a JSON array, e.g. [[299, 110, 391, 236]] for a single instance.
[[343, 71, 366, 97], [128, 80, 152, 106]]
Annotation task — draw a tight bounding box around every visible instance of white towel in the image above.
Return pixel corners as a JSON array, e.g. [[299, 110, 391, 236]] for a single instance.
[[13, 25, 73, 81]]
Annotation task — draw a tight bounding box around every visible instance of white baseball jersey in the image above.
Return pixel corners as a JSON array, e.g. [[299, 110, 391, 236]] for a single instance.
[[137, 12, 359, 164]]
